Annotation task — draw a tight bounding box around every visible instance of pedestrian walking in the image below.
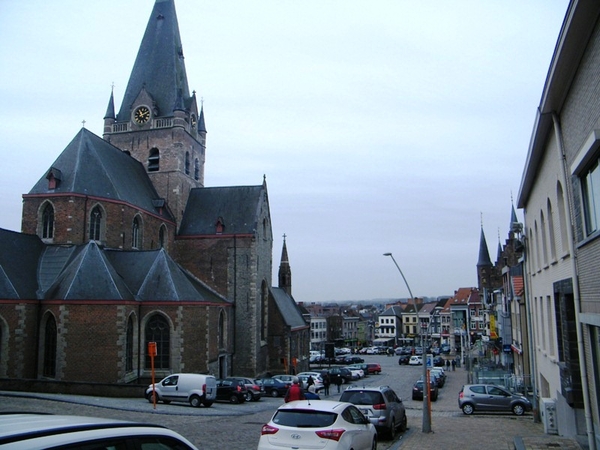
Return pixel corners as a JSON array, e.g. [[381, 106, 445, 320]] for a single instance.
[[451, 359, 456, 371], [334, 373, 343, 393], [322, 372, 331, 395], [446, 359, 450, 370], [284, 379, 305, 403]]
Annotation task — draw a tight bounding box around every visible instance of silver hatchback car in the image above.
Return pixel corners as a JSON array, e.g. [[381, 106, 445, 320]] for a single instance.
[[458, 384, 532, 416], [340, 385, 407, 439]]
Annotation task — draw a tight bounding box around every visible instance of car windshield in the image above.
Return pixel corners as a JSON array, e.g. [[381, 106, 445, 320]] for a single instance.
[[273, 410, 337, 428], [340, 391, 383, 405]]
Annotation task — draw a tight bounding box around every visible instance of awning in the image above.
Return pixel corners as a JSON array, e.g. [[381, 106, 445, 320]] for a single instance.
[[511, 344, 522, 355]]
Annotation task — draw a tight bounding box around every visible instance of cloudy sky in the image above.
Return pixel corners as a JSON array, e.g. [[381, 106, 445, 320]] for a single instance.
[[0, 1, 569, 303]]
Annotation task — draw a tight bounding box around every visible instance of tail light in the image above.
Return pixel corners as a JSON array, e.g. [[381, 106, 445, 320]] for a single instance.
[[202, 384, 207, 394], [237, 385, 242, 392], [459, 391, 464, 399], [316, 428, 345, 441], [373, 403, 387, 410], [261, 424, 279, 435]]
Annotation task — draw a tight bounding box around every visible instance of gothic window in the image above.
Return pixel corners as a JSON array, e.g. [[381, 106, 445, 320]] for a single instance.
[[148, 148, 160, 172], [132, 216, 141, 249], [194, 158, 199, 180], [557, 182, 569, 255], [185, 151, 190, 175], [89, 205, 103, 241], [218, 310, 226, 349], [126, 315, 134, 372], [547, 199, 556, 261], [43, 315, 57, 378], [159, 225, 167, 248], [145, 314, 170, 370], [41, 203, 54, 240], [261, 280, 268, 341]]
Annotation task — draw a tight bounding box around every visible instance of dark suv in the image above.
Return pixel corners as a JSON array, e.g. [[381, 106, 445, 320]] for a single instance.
[[339, 385, 407, 439], [216, 378, 247, 403]]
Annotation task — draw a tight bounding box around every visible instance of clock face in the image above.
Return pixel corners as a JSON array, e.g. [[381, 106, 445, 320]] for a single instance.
[[134, 106, 151, 124]]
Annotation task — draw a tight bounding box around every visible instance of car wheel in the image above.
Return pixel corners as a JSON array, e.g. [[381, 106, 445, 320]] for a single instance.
[[462, 403, 474, 415], [229, 394, 240, 403], [203, 401, 213, 407], [513, 403, 525, 416], [189, 395, 202, 408], [271, 389, 279, 397], [388, 418, 397, 440], [146, 392, 156, 403], [245, 391, 253, 402], [399, 414, 407, 432]]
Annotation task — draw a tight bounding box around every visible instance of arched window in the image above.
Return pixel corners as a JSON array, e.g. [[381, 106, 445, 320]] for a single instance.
[[540, 210, 548, 266], [547, 199, 556, 261], [194, 158, 200, 181], [126, 315, 134, 372], [261, 280, 268, 341], [218, 310, 226, 349], [132, 216, 141, 249], [89, 206, 103, 241], [41, 203, 54, 240], [43, 315, 57, 378], [145, 314, 170, 370], [148, 148, 160, 172], [159, 225, 167, 248], [185, 151, 190, 175], [557, 182, 569, 255]]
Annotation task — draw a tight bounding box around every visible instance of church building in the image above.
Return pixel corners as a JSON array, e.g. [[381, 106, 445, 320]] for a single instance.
[[0, 0, 308, 389]]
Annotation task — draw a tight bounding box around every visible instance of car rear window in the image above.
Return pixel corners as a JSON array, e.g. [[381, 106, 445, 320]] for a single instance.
[[340, 391, 383, 405], [272, 410, 337, 428]]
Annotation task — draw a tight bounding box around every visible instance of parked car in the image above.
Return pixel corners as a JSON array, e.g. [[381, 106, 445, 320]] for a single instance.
[[145, 373, 217, 407], [216, 378, 247, 403], [365, 362, 382, 374], [412, 379, 438, 401], [256, 377, 291, 397], [398, 354, 411, 365], [458, 384, 533, 416], [340, 355, 365, 364], [297, 374, 324, 392], [326, 367, 353, 383], [346, 363, 369, 376], [429, 370, 444, 388], [224, 376, 263, 402], [440, 344, 451, 354], [340, 384, 407, 439], [0, 413, 199, 449], [408, 355, 423, 365], [433, 356, 445, 367], [272, 374, 298, 384], [430, 367, 446, 383], [258, 400, 377, 450]]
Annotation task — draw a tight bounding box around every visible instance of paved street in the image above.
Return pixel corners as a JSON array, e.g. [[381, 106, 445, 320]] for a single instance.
[[0, 355, 583, 449]]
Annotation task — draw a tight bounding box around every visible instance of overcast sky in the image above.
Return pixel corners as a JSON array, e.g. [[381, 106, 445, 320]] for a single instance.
[[0, 1, 569, 303]]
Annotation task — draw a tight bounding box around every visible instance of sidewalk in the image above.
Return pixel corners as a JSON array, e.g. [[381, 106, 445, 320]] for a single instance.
[[390, 366, 585, 450]]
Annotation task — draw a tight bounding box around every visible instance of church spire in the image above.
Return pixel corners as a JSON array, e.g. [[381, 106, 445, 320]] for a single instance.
[[116, 0, 191, 122], [477, 225, 492, 267], [278, 234, 292, 296]]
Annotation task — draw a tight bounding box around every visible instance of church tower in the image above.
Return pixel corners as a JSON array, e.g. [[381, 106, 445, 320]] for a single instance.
[[102, 0, 206, 226], [278, 235, 292, 296]]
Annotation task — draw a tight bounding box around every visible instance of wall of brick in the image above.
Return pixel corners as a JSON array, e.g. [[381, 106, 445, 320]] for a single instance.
[[21, 196, 176, 251]]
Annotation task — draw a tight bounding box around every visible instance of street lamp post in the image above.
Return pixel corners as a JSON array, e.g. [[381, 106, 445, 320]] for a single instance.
[[383, 252, 432, 433]]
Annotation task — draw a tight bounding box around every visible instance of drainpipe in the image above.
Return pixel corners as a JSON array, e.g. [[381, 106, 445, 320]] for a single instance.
[[551, 112, 595, 450]]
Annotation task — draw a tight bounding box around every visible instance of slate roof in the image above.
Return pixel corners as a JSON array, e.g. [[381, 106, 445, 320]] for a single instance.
[[380, 306, 403, 317], [477, 227, 492, 267], [0, 228, 44, 299], [116, 0, 191, 121], [179, 185, 266, 236], [270, 287, 308, 331], [27, 129, 172, 221], [0, 232, 229, 304]]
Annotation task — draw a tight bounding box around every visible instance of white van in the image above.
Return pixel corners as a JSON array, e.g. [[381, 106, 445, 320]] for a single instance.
[[146, 373, 217, 407]]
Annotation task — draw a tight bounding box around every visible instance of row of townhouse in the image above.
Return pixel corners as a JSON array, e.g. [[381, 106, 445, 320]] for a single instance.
[[485, 2, 600, 447]]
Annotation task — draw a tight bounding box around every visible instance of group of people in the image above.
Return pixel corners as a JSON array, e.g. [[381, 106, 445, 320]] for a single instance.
[[283, 371, 344, 403]]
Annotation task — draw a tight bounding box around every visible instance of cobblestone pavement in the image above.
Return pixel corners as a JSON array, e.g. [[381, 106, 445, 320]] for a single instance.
[[0, 357, 586, 449]]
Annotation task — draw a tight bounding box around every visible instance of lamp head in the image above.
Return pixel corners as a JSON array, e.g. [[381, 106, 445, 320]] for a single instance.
[[383, 252, 392, 256]]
